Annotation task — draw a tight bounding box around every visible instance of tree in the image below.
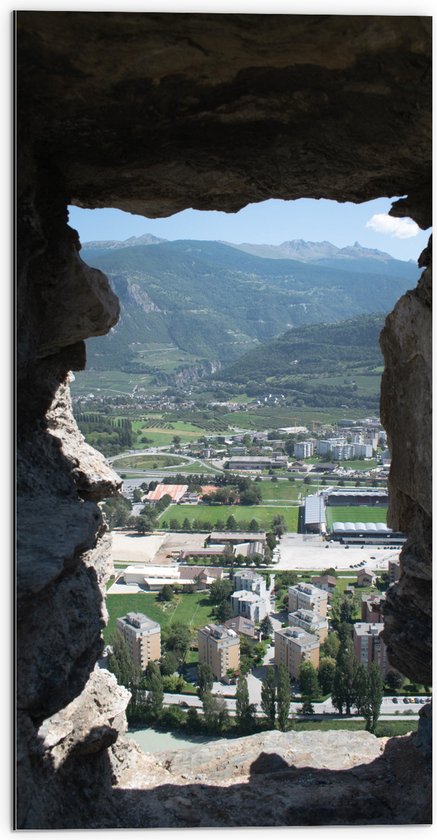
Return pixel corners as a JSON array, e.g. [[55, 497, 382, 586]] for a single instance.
[[182, 517, 191, 531], [172, 435, 181, 446], [108, 631, 144, 718], [104, 495, 132, 529], [209, 579, 233, 604], [164, 623, 192, 665], [385, 669, 405, 692], [240, 489, 261, 505], [271, 514, 287, 537], [226, 514, 237, 530], [202, 691, 229, 733], [215, 600, 233, 623], [332, 638, 358, 715], [186, 707, 201, 733], [160, 650, 179, 676], [261, 667, 276, 728], [353, 663, 370, 717], [298, 661, 319, 700], [276, 665, 291, 731], [318, 657, 336, 695], [197, 662, 213, 699], [362, 663, 384, 733], [235, 675, 256, 734], [132, 488, 143, 502], [144, 661, 164, 720], [248, 518, 260, 531], [158, 584, 175, 602], [259, 615, 273, 638]]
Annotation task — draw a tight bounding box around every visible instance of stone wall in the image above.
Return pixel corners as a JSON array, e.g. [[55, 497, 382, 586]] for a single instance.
[[16, 12, 431, 828]]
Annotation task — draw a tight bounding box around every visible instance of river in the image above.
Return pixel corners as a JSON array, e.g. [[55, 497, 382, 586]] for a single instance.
[[128, 726, 226, 754]]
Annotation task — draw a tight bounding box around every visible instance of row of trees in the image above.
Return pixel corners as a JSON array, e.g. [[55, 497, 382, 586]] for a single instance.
[[294, 624, 384, 733]]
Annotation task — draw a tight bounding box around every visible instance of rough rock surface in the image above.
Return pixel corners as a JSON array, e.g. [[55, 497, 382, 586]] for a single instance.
[[16, 11, 432, 829], [21, 669, 432, 828], [380, 250, 432, 684]]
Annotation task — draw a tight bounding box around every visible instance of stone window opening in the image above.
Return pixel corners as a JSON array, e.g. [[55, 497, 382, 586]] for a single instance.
[[16, 11, 431, 829]]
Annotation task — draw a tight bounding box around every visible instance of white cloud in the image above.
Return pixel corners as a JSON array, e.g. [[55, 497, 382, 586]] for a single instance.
[[366, 213, 419, 239]]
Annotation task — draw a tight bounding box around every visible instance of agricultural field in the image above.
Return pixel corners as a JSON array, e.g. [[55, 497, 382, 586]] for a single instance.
[[158, 503, 299, 532], [132, 418, 204, 447], [70, 369, 157, 397], [104, 590, 214, 642], [222, 406, 367, 431], [325, 505, 387, 530]]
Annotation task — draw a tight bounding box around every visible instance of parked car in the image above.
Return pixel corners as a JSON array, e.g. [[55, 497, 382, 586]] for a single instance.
[[392, 697, 398, 703], [403, 698, 410, 704]]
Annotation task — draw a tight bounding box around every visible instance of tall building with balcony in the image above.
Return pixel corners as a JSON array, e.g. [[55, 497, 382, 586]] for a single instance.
[[274, 626, 320, 679], [198, 623, 240, 679], [231, 590, 269, 623], [353, 622, 389, 676], [288, 583, 328, 617], [233, 570, 267, 599], [288, 608, 328, 642], [116, 612, 161, 670]]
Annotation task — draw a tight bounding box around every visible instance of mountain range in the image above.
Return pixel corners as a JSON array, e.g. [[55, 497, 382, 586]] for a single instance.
[[80, 236, 418, 376]]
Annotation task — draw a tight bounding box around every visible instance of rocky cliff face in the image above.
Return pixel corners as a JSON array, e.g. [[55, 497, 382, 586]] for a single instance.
[[16, 11, 431, 829], [23, 666, 432, 828]]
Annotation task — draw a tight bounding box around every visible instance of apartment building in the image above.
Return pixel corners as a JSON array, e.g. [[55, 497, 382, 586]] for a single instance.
[[361, 594, 385, 622], [288, 608, 328, 642], [312, 574, 337, 594], [288, 582, 328, 617], [293, 441, 315, 459], [233, 570, 267, 598], [197, 623, 240, 679], [231, 590, 269, 623], [353, 622, 389, 676], [389, 558, 401, 584], [116, 612, 161, 670], [274, 626, 320, 679]]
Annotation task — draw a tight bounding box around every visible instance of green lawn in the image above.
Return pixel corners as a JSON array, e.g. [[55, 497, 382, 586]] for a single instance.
[[259, 481, 303, 501], [113, 454, 189, 470], [293, 720, 418, 737], [104, 591, 215, 642], [326, 505, 387, 529], [159, 503, 298, 531], [170, 460, 217, 474]]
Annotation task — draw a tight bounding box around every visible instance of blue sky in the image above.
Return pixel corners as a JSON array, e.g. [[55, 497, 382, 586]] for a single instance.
[[69, 197, 430, 262]]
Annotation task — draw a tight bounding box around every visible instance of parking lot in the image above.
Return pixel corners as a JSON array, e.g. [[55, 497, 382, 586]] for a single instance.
[[275, 533, 400, 572]]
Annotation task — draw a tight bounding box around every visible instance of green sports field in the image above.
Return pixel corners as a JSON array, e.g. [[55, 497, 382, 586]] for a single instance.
[[159, 503, 298, 532], [325, 505, 387, 530], [104, 590, 215, 642]]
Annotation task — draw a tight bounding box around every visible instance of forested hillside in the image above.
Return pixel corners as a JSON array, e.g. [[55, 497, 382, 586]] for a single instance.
[[80, 238, 418, 375]]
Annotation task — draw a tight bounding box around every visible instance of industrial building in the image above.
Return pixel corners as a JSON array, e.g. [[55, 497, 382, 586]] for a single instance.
[[330, 522, 406, 546], [304, 494, 326, 533]]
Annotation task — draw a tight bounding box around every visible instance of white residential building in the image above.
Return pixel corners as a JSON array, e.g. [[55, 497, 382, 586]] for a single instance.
[[233, 570, 267, 598], [293, 441, 315, 459], [231, 590, 269, 623]]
